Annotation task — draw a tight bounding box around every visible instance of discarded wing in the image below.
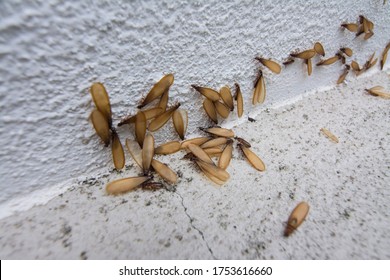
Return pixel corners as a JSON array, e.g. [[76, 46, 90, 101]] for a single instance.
[[155, 141, 181, 155], [191, 85, 220, 101], [181, 137, 211, 149], [135, 111, 147, 147], [172, 109, 188, 140], [142, 133, 155, 175], [320, 128, 339, 143], [203, 147, 223, 156], [151, 159, 178, 184], [290, 49, 316, 60], [218, 140, 233, 170], [380, 42, 390, 70], [239, 144, 265, 171], [256, 57, 282, 74], [195, 159, 230, 185], [200, 137, 229, 149], [316, 56, 340, 66], [111, 132, 125, 170], [219, 86, 234, 111], [314, 42, 325, 56], [305, 58, 312, 76], [365, 86, 390, 99], [214, 101, 230, 118], [125, 138, 143, 168], [90, 109, 111, 146], [148, 103, 180, 132], [90, 83, 112, 125], [119, 107, 164, 127], [118, 114, 136, 126], [341, 23, 358, 32], [158, 89, 169, 111], [340, 47, 353, 57], [139, 74, 174, 108], [234, 83, 244, 118], [187, 143, 214, 165], [106, 176, 151, 195], [203, 98, 218, 124], [284, 201, 310, 237], [200, 127, 235, 138], [350, 60, 361, 72]]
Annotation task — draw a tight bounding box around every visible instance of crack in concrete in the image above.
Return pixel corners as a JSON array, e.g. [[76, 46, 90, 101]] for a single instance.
[[175, 191, 216, 259]]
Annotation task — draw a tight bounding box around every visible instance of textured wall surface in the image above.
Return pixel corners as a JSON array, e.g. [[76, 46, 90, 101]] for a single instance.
[[0, 0, 389, 211]]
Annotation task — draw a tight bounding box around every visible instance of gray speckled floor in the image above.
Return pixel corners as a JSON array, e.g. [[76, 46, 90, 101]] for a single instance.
[[0, 72, 389, 260]]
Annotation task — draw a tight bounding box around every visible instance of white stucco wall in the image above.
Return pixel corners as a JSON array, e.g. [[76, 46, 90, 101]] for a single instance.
[[0, 0, 389, 214]]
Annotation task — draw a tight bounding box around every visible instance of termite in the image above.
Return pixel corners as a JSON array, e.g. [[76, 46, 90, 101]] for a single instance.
[[253, 70, 266, 104], [365, 86, 390, 99], [237, 143, 265, 171], [191, 85, 220, 101]]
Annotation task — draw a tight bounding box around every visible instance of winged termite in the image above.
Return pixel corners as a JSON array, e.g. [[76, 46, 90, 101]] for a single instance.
[[194, 160, 225, 185], [141, 182, 165, 191], [90, 109, 111, 146], [284, 201, 310, 237], [199, 127, 235, 138], [218, 140, 233, 170], [234, 83, 243, 118], [214, 101, 230, 118], [313, 42, 325, 56], [341, 23, 358, 32], [320, 128, 339, 143], [111, 131, 125, 170], [138, 74, 174, 108], [172, 109, 188, 140], [235, 137, 251, 148], [364, 52, 377, 70], [316, 56, 340, 66], [135, 111, 146, 147], [200, 137, 229, 149], [181, 137, 210, 149], [337, 66, 349, 85], [187, 143, 214, 165], [283, 57, 295, 65], [151, 159, 178, 184], [380, 42, 390, 70], [219, 86, 234, 111], [238, 144, 265, 171], [142, 133, 155, 175], [195, 159, 230, 183], [106, 176, 151, 195], [118, 114, 136, 126], [90, 83, 112, 125], [255, 57, 282, 74], [148, 103, 180, 132], [290, 49, 316, 60], [253, 70, 266, 104], [154, 141, 181, 155], [203, 98, 218, 124], [125, 138, 143, 168], [365, 86, 390, 99], [118, 107, 164, 127], [191, 85, 220, 101], [305, 58, 312, 76], [340, 47, 353, 57], [158, 89, 169, 111]]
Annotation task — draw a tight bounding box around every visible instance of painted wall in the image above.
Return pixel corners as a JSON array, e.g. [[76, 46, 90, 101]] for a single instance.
[[0, 0, 389, 212]]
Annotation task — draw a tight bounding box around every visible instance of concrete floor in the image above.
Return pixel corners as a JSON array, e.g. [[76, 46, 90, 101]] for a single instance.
[[0, 72, 389, 259]]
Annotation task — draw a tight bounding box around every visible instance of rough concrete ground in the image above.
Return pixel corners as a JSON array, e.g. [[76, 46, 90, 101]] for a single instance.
[[0, 72, 389, 260]]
